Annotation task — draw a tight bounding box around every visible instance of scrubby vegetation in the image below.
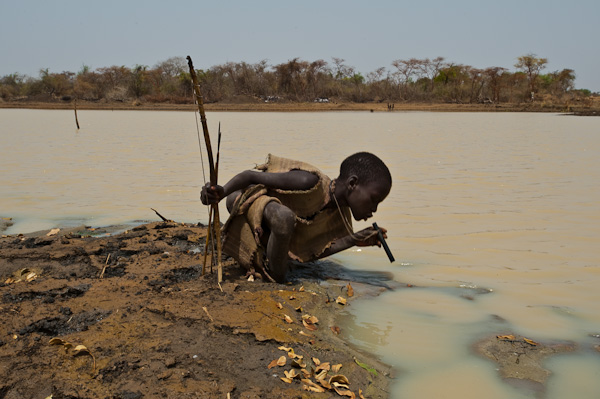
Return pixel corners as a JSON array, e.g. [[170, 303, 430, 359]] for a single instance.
[[0, 54, 595, 106]]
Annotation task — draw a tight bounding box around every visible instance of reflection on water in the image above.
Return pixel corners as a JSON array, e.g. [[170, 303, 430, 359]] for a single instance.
[[1, 109, 599, 398]]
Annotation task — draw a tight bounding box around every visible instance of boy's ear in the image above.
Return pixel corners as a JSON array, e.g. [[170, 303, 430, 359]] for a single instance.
[[346, 175, 358, 191]]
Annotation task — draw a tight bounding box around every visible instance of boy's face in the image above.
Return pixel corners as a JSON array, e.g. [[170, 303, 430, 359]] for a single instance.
[[347, 179, 390, 221]]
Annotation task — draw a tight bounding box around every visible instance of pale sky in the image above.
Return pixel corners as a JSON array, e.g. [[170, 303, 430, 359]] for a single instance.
[[1, 0, 598, 92]]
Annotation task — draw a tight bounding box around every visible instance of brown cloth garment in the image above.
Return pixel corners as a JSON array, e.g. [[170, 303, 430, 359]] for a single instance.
[[222, 154, 352, 276]]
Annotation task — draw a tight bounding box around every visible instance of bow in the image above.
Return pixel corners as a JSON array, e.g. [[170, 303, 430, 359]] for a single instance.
[[187, 55, 223, 283]]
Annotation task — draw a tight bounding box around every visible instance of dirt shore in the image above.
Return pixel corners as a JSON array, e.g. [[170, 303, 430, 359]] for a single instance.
[[1, 218, 586, 398], [1, 221, 396, 399], [1, 99, 599, 114]]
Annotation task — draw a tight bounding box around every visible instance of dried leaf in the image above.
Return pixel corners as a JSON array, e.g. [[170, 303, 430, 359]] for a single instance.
[[332, 364, 342, 373], [331, 326, 341, 335], [301, 379, 326, 393], [312, 357, 321, 366], [289, 295, 296, 300], [268, 356, 286, 369], [284, 369, 300, 379], [301, 368, 312, 378], [336, 296, 347, 305], [280, 377, 293, 384], [284, 314, 294, 324], [329, 374, 349, 385], [278, 346, 293, 352], [315, 369, 328, 381], [295, 306, 303, 312], [26, 272, 37, 282], [299, 286, 305, 292], [523, 338, 539, 346], [317, 376, 332, 389], [303, 319, 318, 331], [49, 338, 68, 346], [359, 389, 365, 399], [332, 382, 356, 398], [302, 314, 319, 324], [72, 345, 91, 356], [316, 362, 331, 373], [291, 358, 306, 368], [276, 302, 283, 309], [347, 283, 354, 297], [299, 330, 314, 338], [496, 334, 516, 341], [46, 228, 60, 236]]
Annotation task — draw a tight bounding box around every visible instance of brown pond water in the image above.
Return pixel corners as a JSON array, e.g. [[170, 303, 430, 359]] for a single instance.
[[1, 109, 599, 398]]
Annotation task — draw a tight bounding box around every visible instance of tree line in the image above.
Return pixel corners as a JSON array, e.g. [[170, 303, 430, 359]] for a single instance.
[[0, 54, 592, 105]]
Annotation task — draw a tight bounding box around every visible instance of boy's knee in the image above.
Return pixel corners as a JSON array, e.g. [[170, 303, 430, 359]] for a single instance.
[[226, 190, 241, 213], [265, 203, 296, 236]]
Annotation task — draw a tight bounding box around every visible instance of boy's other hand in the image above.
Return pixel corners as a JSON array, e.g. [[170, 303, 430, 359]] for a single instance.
[[354, 226, 387, 247], [200, 182, 225, 205]]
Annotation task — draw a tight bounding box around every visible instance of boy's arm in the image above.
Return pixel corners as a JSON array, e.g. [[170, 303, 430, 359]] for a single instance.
[[317, 227, 384, 258], [202, 169, 318, 205]]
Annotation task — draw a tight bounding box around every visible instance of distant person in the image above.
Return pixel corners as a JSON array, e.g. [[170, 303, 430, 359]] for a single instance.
[[201, 152, 392, 283]]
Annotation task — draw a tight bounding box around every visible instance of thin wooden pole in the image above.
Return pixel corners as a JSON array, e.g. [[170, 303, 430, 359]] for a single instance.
[[187, 56, 223, 283], [74, 100, 80, 129]]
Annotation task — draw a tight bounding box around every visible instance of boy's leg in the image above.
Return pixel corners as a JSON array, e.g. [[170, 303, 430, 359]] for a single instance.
[[262, 201, 296, 283]]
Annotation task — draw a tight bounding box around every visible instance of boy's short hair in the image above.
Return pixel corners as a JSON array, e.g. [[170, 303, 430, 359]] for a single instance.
[[338, 152, 392, 186]]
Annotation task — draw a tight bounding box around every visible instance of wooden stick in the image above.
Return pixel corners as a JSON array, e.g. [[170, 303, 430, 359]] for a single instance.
[[187, 55, 223, 283], [74, 100, 80, 129]]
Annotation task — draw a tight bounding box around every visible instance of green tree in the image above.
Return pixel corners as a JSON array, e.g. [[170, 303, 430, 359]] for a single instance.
[[515, 53, 548, 99]]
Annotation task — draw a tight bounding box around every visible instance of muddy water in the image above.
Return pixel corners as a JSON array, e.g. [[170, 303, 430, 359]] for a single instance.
[[1, 109, 599, 398]]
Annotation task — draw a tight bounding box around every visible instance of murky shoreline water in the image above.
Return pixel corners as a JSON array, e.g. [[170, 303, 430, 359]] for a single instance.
[[1, 109, 599, 398]]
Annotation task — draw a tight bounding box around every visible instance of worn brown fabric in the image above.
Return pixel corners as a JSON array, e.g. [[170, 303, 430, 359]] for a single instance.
[[222, 154, 352, 272]]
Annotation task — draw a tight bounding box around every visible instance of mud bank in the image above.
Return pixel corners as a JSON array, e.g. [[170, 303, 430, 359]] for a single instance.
[[1, 221, 587, 398], [0, 221, 393, 399]]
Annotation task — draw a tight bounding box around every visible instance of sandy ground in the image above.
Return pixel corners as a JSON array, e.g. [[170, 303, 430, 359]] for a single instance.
[[0, 218, 585, 398]]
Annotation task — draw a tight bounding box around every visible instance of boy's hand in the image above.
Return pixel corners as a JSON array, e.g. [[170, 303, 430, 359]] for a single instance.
[[200, 182, 225, 205], [353, 226, 387, 247]]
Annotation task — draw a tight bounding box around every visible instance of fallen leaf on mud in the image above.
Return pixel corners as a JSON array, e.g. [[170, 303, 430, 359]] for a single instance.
[[347, 283, 354, 297], [329, 374, 349, 385], [280, 377, 293, 384], [299, 286, 305, 292], [276, 302, 283, 309], [354, 357, 378, 376], [4, 278, 16, 284], [72, 345, 96, 373], [303, 319, 318, 331], [289, 295, 296, 300], [302, 379, 326, 393], [25, 272, 37, 282], [332, 364, 342, 373], [359, 389, 365, 399], [299, 330, 314, 338], [46, 228, 60, 236], [312, 357, 321, 366], [278, 346, 293, 352], [268, 356, 287, 369], [336, 296, 347, 305], [523, 338, 539, 346], [284, 369, 300, 379], [315, 369, 328, 381], [302, 314, 319, 324], [317, 374, 331, 388], [49, 337, 73, 351], [332, 382, 355, 398], [316, 362, 331, 372], [295, 306, 303, 312], [331, 326, 341, 335], [284, 314, 294, 324], [291, 358, 306, 368], [496, 334, 516, 341]]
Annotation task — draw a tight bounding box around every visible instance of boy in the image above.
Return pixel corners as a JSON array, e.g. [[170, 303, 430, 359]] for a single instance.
[[201, 152, 391, 283]]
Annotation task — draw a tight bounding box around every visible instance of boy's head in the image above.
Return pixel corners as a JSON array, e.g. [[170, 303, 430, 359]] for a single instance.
[[337, 152, 392, 221]]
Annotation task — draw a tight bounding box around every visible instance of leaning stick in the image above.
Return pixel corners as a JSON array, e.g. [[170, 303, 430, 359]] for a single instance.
[[74, 99, 80, 129], [187, 56, 223, 283]]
